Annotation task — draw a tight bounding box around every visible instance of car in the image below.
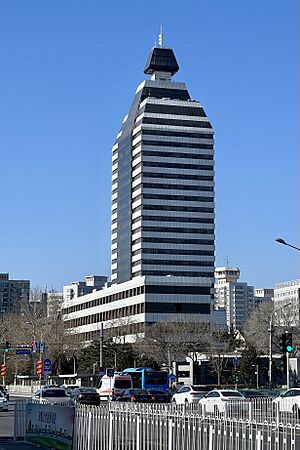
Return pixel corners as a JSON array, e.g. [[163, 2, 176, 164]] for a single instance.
[[65, 386, 81, 398], [115, 388, 154, 403], [97, 374, 133, 401], [171, 385, 210, 404], [148, 389, 171, 403], [272, 388, 300, 415], [0, 392, 8, 412], [199, 389, 247, 414], [32, 387, 75, 406], [238, 389, 269, 399], [0, 385, 9, 401], [74, 387, 101, 406]]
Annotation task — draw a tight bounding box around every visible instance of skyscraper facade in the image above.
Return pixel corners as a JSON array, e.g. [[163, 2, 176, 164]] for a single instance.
[[111, 44, 215, 285]]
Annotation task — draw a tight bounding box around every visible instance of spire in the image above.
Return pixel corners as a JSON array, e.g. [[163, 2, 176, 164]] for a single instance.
[[158, 24, 164, 48]]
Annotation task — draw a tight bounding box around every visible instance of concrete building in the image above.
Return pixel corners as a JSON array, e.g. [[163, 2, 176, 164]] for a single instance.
[[62, 36, 222, 340], [63, 275, 108, 302], [214, 267, 254, 330], [274, 279, 300, 326], [0, 273, 30, 314], [254, 288, 274, 308]]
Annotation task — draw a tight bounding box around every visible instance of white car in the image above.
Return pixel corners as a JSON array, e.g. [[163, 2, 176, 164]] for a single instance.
[[272, 388, 300, 415], [0, 392, 8, 411], [171, 385, 209, 404], [32, 387, 75, 406], [199, 389, 246, 414]]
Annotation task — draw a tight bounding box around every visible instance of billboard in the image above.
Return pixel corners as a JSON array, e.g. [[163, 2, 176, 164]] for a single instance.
[[25, 403, 74, 450]]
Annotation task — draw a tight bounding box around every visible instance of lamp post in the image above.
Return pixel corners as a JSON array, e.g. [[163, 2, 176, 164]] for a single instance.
[[275, 238, 300, 251], [269, 303, 291, 389]]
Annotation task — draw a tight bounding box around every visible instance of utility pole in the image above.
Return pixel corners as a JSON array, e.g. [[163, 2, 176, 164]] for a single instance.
[[99, 323, 104, 368]]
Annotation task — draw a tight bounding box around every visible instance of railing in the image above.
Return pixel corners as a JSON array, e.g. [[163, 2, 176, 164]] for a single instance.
[[14, 399, 300, 449]]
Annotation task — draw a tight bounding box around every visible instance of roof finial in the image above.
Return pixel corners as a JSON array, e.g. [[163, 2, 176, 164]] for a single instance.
[[158, 24, 164, 48]]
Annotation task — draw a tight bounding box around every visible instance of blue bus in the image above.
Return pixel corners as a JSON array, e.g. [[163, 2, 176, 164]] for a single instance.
[[122, 368, 169, 392]]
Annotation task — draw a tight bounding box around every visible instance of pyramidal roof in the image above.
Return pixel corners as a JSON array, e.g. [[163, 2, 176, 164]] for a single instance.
[[144, 47, 179, 76]]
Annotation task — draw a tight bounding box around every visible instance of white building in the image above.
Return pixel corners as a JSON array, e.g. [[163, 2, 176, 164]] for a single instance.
[[214, 267, 254, 330], [274, 279, 300, 326]]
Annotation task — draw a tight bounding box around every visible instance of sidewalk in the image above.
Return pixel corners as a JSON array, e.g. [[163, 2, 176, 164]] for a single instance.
[[0, 439, 50, 450]]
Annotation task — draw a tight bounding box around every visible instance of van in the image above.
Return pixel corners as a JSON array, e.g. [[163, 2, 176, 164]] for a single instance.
[[97, 373, 133, 401]]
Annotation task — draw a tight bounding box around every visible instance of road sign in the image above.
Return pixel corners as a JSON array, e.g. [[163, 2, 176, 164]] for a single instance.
[[99, 367, 105, 377], [43, 358, 52, 374], [16, 349, 32, 355], [107, 368, 115, 378], [169, 373, 176, 382]]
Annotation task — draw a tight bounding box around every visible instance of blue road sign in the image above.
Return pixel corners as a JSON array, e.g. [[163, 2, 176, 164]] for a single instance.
[[16, 349, 31, 355], [99, 367, 105, 377], [43, 358, 52, 374], [169, 373, 176, 382], [107, 368, 115, 378]]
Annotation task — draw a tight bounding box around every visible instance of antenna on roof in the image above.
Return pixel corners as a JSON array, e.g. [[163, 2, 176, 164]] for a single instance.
[[158, 24, 164, 48]]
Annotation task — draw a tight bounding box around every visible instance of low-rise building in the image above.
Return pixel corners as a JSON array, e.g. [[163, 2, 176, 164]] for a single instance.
[[274, 279, 300, 326]]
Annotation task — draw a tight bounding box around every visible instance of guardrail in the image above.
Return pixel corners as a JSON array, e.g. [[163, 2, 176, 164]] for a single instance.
[[14, 399, 300, 449]]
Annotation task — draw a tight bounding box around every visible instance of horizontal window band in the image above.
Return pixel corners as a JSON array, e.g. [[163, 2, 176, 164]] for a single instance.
[[132, 215, 214, 224], [139, 226, 214, 234], [145, 302, 211, 314], [143, 103, 207, 117], [136, 205, 214, 213], [134, 183, 213, 192], [132, 237, 214, 245], [141, 270, 214, 277], [141, 87, 190, 101], [142, 193, 214, 202], [133, 150, 213, 161], [137, 172, 213, 181], [132, 248, 214, 256], [142, 117, 213, 128], [132, 259, 214, 267], [132, 140, 213, 151], [137, 129, 213, 140], [142, 161, 213, 171]]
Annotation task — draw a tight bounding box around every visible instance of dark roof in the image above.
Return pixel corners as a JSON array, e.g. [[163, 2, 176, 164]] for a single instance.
[[144, 47, 179, 76]]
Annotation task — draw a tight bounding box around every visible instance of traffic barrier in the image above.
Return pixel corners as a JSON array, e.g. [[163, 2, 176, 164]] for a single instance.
[[14, 399, 300, 449]]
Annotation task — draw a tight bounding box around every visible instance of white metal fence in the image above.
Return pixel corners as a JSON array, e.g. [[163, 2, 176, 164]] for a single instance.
[[14, 399, 300, 449]]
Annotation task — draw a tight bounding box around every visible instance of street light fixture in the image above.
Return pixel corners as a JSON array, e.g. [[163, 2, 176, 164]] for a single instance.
[[275, 238, 300, 251]]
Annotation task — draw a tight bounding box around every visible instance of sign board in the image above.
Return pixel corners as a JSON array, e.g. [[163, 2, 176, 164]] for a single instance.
[[107, 368, 115, 378], [168, 373, 176, 382], [98, 367, 105, 377], [43, 358, 52, 375], [25, 402, 74, 450], [16, 349, 32, 355], [234, 359, 240, 366]]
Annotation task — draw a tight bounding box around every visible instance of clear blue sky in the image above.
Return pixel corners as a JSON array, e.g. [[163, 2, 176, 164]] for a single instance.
[[0, 1, 298, 291]]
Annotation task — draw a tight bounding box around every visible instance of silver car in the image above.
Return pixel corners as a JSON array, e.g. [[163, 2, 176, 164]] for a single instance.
[[32, 387, 75, 406]]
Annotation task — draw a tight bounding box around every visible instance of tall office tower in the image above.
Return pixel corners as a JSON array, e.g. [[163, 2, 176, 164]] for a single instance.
[[111, 42, 215, 284]]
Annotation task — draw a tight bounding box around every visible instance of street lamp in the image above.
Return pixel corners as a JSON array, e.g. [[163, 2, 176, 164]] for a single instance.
[[269, 302, 291, 389], [275, 238, 300, 251]]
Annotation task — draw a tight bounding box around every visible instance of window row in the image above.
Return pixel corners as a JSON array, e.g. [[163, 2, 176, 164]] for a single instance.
[[133, 150, 213, 161], [132, 270, 214, 278], [141, 193, 214, 203], [136, 227, 215, 235], [74, 322, 146, 342], [132, 259, 214, 267], [62, 286, 145, 315], [141, 87, 190, 101], [131, 215, 214, 224], [140, 117, 213, 129], [143, 103, 206, 117], [132, 183, 213, 192], [134, 172, 213, 182], [65, 303, 145, 329], [137, 129, 213, 140], [132, 140, 213, 151], [145, 302, 210, 314], [132, 237, 214, 246], [132, 248, 214, 256], [141, 161, 213, 171], [132, 205, 214, 213]]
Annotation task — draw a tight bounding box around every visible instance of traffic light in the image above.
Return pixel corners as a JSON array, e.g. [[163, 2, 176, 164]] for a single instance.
[[281, 332, 293, 353], [37, 360, 43, 376], [285, 332, 293, 353], [3, 341, 10, 353], [1, 364, 7, 377]]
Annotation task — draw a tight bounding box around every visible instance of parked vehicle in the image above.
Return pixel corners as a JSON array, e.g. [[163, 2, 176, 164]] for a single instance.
[[238, 389, 269, 399], [32, 387, 75, 406], [115, 389, 154, 403], [75, 387, 100, 406], [148, 389, 171, 403], [0, 385, 9, 401], [171, 385, 210, 404], [97, 373, 133, 401], [0, 392, 8, 412], [199, 389, 247, 414], [272, 388, 300, 415]]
